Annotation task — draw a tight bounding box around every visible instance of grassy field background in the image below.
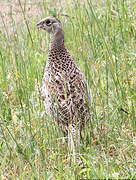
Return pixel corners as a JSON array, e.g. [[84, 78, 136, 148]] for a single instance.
[[0, 0, 136, 179]]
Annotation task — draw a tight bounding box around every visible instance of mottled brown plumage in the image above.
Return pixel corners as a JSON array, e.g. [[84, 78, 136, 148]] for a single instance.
[[37, 17, 90, 155]]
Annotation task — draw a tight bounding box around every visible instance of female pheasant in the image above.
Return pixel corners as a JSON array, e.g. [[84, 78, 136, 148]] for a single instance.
[[37, 16, 90, 155]]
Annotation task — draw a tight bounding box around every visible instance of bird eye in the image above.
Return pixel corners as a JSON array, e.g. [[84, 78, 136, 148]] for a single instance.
[[45, 20, 51, 26]]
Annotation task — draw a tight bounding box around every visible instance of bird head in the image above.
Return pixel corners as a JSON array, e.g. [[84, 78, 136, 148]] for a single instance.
[[36, 16, 62, 34]]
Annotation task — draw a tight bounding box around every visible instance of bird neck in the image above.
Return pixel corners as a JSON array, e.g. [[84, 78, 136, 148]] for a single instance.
[[50, 30, 65, 50]]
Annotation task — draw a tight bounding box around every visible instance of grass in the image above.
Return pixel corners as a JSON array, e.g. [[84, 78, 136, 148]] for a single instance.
[[0, 0, 136, 179]]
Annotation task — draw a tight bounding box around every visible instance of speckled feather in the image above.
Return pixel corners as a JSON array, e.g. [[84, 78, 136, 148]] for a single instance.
[[41, 42, 90, 131]]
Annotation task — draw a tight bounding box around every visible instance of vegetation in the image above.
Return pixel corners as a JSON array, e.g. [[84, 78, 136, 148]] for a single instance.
[[0, 0, 136, 179]]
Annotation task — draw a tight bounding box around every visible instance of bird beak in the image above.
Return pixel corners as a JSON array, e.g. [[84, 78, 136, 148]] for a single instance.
[[36, 22, 42, 30]]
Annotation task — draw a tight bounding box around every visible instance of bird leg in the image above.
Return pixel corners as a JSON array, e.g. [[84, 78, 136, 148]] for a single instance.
[[68, 123, 80, 163]]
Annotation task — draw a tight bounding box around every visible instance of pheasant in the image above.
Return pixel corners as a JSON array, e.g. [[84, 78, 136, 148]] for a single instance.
[[37, 16, 90, 156]]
